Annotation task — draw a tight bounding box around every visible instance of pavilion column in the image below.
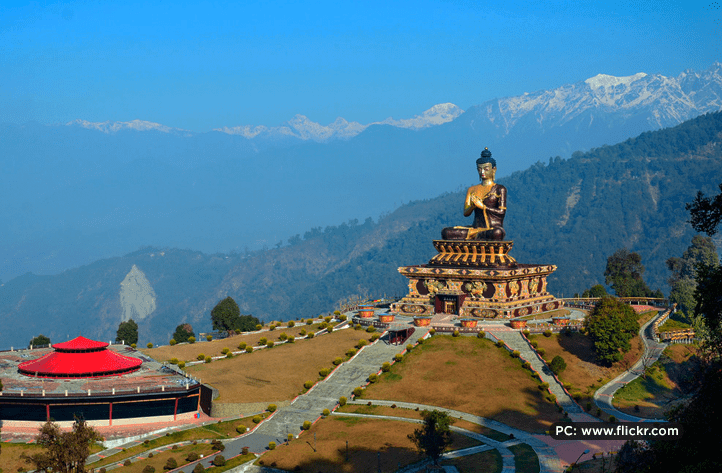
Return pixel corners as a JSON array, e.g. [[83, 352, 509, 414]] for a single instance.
[[109, 402, 113, 426], [46, 404, 50, 421], [174, 398, 178, 420]]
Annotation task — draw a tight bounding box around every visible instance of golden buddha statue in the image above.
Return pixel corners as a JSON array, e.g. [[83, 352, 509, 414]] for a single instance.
[[442, 147, 507, 241]]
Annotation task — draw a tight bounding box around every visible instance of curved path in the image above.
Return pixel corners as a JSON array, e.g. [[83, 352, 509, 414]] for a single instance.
[[593, 310, 669, 422]]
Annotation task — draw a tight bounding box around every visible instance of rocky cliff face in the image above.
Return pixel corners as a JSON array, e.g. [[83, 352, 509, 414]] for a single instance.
[[119, 264, 156, 322]]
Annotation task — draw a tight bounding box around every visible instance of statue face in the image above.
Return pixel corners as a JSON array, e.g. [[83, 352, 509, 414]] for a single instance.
[[477, 163, 495, 181]]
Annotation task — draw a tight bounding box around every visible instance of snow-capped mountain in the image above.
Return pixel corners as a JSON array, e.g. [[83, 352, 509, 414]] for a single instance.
[[472, 62, 722, 135], [214, 102, 464, 142], [67, 118, 194, 136]]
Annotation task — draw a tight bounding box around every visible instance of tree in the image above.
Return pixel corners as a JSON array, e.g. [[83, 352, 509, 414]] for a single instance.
[[116, 319, 138, 345], [22, 416, 101, 473], [686, 182, 722, 235], [29, 334, 51, 347], [549, 355, 567, 375], [604, 248, 653, 297], [583, 296, 639, 365], [408, 410, 454, 464], [210, 297, 260, 332], [211, 297, 239, 332], [581, 284, 607, 298], [172, 323, 195, 344], [666, 235, 719, 318]]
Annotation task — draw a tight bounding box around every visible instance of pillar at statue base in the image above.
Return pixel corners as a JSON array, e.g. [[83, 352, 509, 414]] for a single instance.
[[391, 240, 563, 319]]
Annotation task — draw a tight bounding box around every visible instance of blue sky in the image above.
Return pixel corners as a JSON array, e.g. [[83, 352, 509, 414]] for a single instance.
[[1, 0, 719, 131]]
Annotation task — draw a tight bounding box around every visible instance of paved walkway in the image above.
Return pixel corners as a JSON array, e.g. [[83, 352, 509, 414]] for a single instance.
[[593, 310, 669, 422], [484, 328, 591, 419]]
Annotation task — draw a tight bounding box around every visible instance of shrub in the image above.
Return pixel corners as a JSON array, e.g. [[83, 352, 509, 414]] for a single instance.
[[242, 446, 249, 455], [226, 352, 233, 358], [319, 368, 330, 377], [193, 464, 205, 473], [143, 465, 155, 473], [269, 324, 276, 331], [406, 344, 413, 352], [522, 329, 531, 336], [370, 333, 380, 341], [325, 316, 332, 323], [354, 324, 362, 330], [511, 350, 521, 358], [205, 356, 212, 363], [235, 328, 241, 334], [307, 332, 314, 339], [452, 329, 460, 337], [366, 325, 376, 333], [300, 329, 307, 336], [609, 415, 616, 423], [306, 319, 313, 325], [211, 439, 225, 451], [322, 408, 330, 416], [368, 373, 379, 383], [304, 380, 314, 390], [206, 335, 213, 341], [339, 314, 347, 321], [339, 396, 347, 406], [544, 329, 553, 337], [302, 420, 312, 430], [546, 393, 557, 403], [522, 361, 531, 369], [221, 347, 230, 354], [394, 353, 403, 362], [266, 339, 275, 348], [550, 355, 568, 375], [287, 335, 295, 343], [287, 320, 295, 327], [267, 404, 277, 413], [197, 353, 205, 361], [319, 322, 328, 329], [327, 324, 334, 333], [255, 324, 262, 330], [381, 362, 391, 372], [131, 343, 137, 348], [124, 460, 132, 467], [279, 332, 288, 341], [253, 415, 262, 424], [164, 458, 178, 470], [237, 342, 247, 350], [539, 382, 550, 391], [178, 361, 185, 369], [495, 340, 505, 348], [333, 357, 343, 365], [236, 424, 247, 433], [537, 348, 546, 357], [212, 455, 226, 467], [530, 340, 539, 348], [258, 337, 267, 345], [429, 328, 436, 335], [169, 357, 179, 365], [169, 339, 177, 346], [188, 336, 195, 344], [357, 339, 368, 348], [268, 441, 276, 450], [353, 387, 363, 397], [477, 331, 485, 338], [147, 342, 153, 349], [417, 338, 424, 344], [334, 310, 341, 316]]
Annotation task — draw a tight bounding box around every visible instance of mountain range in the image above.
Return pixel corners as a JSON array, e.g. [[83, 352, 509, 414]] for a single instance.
[[1, 110, 721, 349], [1, 63, 721, 286]]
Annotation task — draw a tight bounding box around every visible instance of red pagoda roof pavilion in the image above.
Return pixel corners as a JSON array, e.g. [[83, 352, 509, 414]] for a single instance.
[[18, 336, 142, 379]]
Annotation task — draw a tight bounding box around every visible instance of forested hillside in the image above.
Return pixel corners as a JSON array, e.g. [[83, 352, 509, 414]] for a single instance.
[[1, 112, 721, 347]]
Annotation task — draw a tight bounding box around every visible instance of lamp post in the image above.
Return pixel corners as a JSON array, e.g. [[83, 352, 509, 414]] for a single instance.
[[572, 449, 590, 471]]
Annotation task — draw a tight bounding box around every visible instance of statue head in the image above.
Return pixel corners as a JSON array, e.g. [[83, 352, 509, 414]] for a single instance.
[[476, 147, 496, 182]]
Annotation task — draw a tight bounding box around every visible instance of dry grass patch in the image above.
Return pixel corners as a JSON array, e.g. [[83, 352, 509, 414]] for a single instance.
[[143, 323, 325, 362], [530, 326, 647, 415], [185, 328, 366, 403], [106, 442, 218, 472], [362, 335, 563, 433], [256, 415, 476, 472], [0, 443, 46, 473]]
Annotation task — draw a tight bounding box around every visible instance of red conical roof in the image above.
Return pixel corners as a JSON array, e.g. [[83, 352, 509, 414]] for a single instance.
[[52, 336, 109, 351], [18, 336, 141, 378]]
